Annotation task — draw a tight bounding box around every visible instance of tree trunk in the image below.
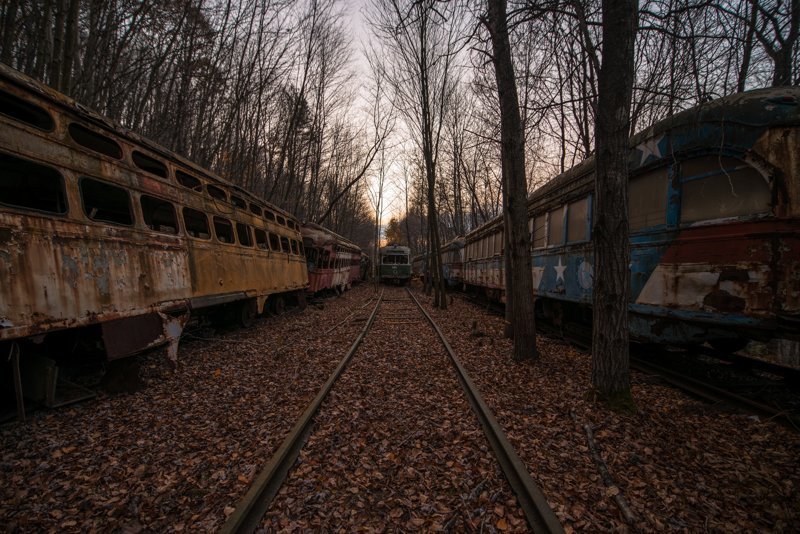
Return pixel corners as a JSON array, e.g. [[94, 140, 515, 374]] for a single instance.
[[591, 0, 637, 398], [1, 0, 19, 66], [487, 0, 537, 361]]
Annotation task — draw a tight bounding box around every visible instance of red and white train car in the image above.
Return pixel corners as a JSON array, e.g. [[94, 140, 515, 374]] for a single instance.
[[301, 222, 362, 294]]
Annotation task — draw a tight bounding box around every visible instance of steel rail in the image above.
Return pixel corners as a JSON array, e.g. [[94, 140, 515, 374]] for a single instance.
[[220, 290, 384, 534], [631, 357, 800, 432], [406, 288, 565, 534]]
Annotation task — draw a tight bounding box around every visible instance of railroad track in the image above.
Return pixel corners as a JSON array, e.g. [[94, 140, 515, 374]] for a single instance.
[[530, 321, 800, 432], [221, 286, 563, 533]]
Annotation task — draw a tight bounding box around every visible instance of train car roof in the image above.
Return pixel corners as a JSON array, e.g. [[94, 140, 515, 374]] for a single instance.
[[300, 221, 360, 250], [380, 244, 411, 254], [466, 86, 800, 242], [0, 62, 299, 224]]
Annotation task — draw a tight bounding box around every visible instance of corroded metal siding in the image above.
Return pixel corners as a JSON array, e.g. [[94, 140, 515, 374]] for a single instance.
[[0, 63, 308, 349], [0, 212, 190, 340]]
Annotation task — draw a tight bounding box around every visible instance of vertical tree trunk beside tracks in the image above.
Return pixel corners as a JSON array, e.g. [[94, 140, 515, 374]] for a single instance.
[[592, 0, 638, 398], [486, 0, 537, 361]]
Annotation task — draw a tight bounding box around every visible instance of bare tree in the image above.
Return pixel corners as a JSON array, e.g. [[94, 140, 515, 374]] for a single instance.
[[591, 0, 637, 401]]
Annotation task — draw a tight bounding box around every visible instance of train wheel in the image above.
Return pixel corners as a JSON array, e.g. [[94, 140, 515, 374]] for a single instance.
[[239, 299, 257, 328], [270, 295, 286, 316], [296, 291, 307, 311], [710, 338, 749, 354]]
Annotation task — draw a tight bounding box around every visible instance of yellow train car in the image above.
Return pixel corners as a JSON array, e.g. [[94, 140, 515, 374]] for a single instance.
[[0, 64, 307, 409]]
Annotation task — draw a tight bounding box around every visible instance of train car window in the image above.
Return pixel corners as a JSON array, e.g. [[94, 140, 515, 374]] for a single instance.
[[277, 215, 286, 226], [254, 228, 269, 250], [680, 157, 771, 223], [629, 168, 667, 230], [280, 235, 290, 252], [264, 210, 276, 222], [231, 195, 246, 209], [567, 197, 589, 242], [213, 216, 234, 243], [0, 89, 54, 130], [291, 240, 299, 255], [132, 151, 168, 178], [236, 223, 253, 246], [269, 232, 281, 251], [80, 177, 133, 225], [176, 170, 203, 191], [68, 123, 122, 159], [183, 207, 210, 239], [0, 153, 66, 213], [207, 184, 227, 201], [532, 215, 546, 249], [299, 242, 305, 257], [547, 206, 565, 246], [140, 195, 178, 234], [249, 203, 263, 216]]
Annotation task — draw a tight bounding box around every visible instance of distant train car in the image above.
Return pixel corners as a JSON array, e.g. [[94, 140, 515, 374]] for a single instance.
[[465, 87, 800, 352], [301, 222, 361, 294], [0, 63, 308, 407], [379, 244, 412, 285], [412, 253, 427, 281], [441, 237, 465, 287]]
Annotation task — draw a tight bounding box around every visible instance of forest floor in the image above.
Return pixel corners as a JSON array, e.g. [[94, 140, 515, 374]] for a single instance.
[[1, 281, 798, 532]]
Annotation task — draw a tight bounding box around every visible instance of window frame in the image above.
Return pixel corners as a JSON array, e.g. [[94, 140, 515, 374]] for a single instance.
[[79, 176, 134, 226]]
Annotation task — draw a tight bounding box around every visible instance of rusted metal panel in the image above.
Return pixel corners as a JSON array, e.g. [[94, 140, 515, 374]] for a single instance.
[[101, 313, 165, 360]]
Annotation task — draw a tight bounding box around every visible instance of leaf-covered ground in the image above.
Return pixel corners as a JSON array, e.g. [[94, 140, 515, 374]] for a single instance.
[[0, 284, 376, 532], [3, 282, 798, 532], [264, 287, 526, 531], [418, 286, 800, 532]]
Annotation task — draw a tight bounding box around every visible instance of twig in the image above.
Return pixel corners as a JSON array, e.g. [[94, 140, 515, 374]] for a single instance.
[[571, 411, 638, 526]]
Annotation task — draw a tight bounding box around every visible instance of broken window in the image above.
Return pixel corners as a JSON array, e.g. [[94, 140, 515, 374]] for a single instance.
[[231, 195, 246, 209], [629, 168, 668, 230], [236, 223, 252, 247], [68, 123, 122, 159], [277, 215, 286, 226], [680, 156, 771, 223], [264, 210, 276, 222], [213, 216, 234, 243], [567, 197, 589, 242], [291, 239, 299, 255], [207, 184, 227, 201], [0, 89, 54, 131], [141, 195, 178, 234], [80, 177, 133, 225], [254, 228, 269, 250], [547, 206, 564, 246], [532, 215, 546, 249], [249, 203, 263, 216], [0, 153, 66, 213], [280, 235, 290, 252], [176, 170, 203, 191], [132, 151, 167, 178], [269, 232, 281, 251], [183, 207, 210, 239]]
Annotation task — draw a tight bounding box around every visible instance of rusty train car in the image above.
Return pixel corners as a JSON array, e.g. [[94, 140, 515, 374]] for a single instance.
[[0, 64, 310, 407], [464, 87, 800, 352], [301, 221, 362, 294], [411, 237, 465, 287]]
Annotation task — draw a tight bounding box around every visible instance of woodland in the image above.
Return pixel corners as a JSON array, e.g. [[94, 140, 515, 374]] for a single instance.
[[1, 0, 795, 253]]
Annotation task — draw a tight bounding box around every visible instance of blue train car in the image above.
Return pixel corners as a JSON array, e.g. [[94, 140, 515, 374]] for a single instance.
[[464, 88, 800, 351]]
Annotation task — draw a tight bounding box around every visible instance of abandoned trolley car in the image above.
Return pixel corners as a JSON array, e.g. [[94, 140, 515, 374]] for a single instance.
[[379, 244, 412, 285], [0, 64, 309, 407], [301, 221, 362, 294], [464, 87, 800, 351]]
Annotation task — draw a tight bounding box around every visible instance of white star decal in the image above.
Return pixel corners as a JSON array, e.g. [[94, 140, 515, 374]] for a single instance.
[[554, 257, 566, 283], [636, 134, 664, 164]]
